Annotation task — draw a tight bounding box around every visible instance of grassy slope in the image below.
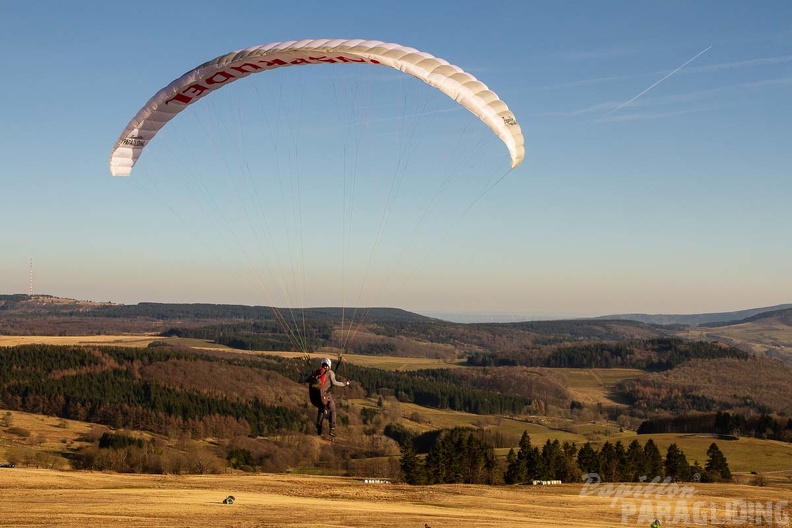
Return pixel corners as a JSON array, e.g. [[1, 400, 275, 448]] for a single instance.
[[555, 368, 643, 405], [0, 410, 96, 469], [606, 432, 792, 474], [393, 401, 588, 443], [3, 399, 791, 474]]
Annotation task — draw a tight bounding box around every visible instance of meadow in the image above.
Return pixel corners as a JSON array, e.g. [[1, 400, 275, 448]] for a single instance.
[[0, 467, 789, 528]]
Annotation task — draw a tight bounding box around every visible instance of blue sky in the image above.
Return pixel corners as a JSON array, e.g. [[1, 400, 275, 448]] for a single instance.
[[1, 1, 790, 320]]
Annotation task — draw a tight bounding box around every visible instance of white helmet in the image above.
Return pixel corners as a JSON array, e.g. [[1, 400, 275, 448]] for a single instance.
[[321, 358, 331, 368]]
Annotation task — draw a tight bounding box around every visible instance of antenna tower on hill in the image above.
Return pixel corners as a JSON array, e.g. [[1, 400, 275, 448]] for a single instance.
[[29, 257, 33, 296]]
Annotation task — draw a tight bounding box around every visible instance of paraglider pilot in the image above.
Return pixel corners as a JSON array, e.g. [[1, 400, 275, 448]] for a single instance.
[[303, 358, 349, 437]]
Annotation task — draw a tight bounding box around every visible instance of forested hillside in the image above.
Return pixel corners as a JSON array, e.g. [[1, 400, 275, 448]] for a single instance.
[[466, 338, 748, 370], [3, 295, 791, 478], [0, 344, 532, 433], [620, 357, 792, 415], [0, 343, 537, 475]]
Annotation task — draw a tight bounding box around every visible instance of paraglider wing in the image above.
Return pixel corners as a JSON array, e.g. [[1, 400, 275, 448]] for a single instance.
[[109, 39, 524, 176]]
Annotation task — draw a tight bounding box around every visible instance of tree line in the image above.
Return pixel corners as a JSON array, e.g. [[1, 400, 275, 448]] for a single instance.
[[345, 365, 531, 415], [503, 434, 731, 484], [399, 427, 500, 485], [638, 411, 792, 443], [163, 321, 332, 351], [399, 429, 732, 486], [466, 338, 749, 370]]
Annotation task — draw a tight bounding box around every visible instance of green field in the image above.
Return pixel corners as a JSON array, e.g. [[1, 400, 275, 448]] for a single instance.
[[606, 432, 792, 474]]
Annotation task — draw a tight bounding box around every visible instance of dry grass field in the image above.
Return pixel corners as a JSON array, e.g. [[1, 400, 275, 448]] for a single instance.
[[2, 410, 791, 526], [0, 335, 163, 348], [556, 368, 643, 406], [0, 468, 789, 528], [258, 351, 467, 371]]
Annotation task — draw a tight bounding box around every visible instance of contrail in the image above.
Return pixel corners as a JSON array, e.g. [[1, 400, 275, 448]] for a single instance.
[[597, 45, 712, 122]]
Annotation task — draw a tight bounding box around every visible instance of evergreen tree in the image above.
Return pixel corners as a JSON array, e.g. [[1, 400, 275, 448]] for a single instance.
[[715, 411, 732, 435], [664, 443, 692, 481], [643, 439, 664, 480], [539, 439, 565, 480], [423, 429, 497, 485], [504, 448, 524, 485], [424, 434, 449, 484], [624, 439, 646, 482], [448, 432, 466, 483], [614, 440, 627, 481], [704, 442, 731, 482], [516, 431, 540, 482], [481, 440, 501, 485], [577, 442, 600, 477], [400, 439, 426, 485], [560, 441, 582, 482], [599, 442, 619, 482], [464, 434, 487, 484]]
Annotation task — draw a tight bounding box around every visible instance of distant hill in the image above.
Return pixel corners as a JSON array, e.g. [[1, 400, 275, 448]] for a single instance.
[[595, 304, 792, 327], [493, 319, 667, 340], [700, 307, 792, 328], [671, 308, 792, 364], [0, 295, 437, 340], [92, 303, 433, 324], [0, 295, 432, 323], [5, 294, 790, 364], [6, 294, 789, 329]]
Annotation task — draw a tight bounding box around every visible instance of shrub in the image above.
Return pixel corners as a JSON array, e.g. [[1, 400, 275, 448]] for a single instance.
[[7, 427, 30, 438]]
